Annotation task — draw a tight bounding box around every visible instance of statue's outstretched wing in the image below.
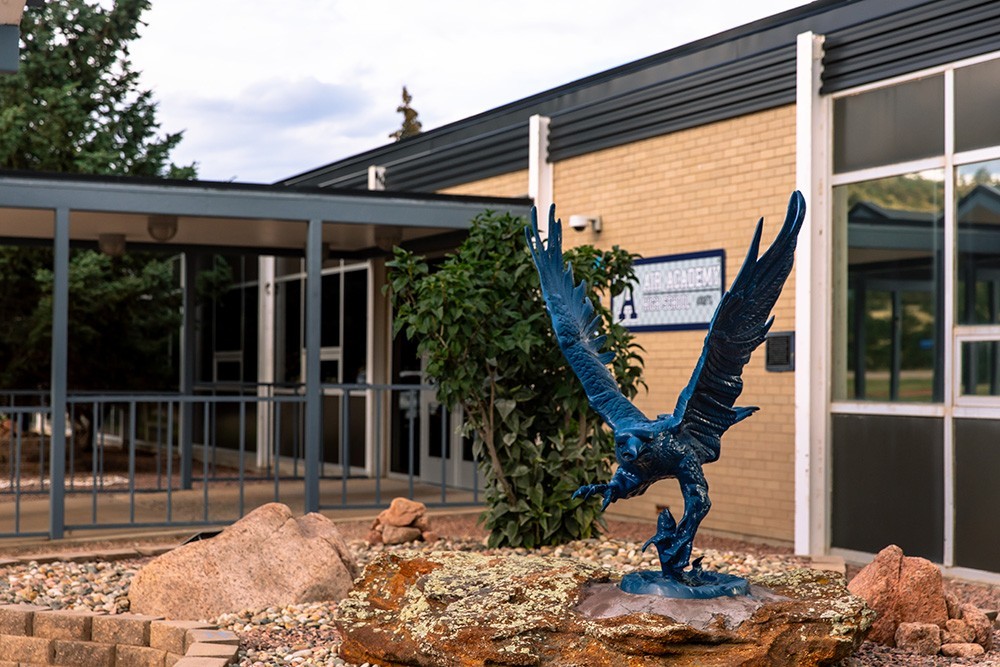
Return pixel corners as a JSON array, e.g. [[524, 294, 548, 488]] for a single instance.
[[670, 191, 806, 463], [526, 206, 651, 432]]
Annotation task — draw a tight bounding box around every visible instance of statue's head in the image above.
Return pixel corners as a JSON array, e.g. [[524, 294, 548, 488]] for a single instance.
[[614, 422, 663, 466]]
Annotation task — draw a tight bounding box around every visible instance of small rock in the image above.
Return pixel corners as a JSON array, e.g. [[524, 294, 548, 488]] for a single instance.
[[944, 590, 961, 619], [895, 622, 941, 655], [847, 544, 948, 646], [376, 497, 426, 527], [959, 603, 993, 650], [422, 531, 440, 543], [940, 642, 985, 658], [942, 618, 974, 644], [381, 525, 422, 545]]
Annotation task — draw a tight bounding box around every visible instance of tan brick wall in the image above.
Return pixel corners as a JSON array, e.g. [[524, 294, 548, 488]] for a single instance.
[[437, 170, 529, 198], [553, 105, 798, 543]]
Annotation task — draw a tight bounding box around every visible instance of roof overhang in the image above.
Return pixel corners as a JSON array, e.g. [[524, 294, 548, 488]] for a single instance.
[[0, 171, 533, 257]]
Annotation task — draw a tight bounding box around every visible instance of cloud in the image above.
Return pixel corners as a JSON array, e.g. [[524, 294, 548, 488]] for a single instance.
[[157, 77, 385, 182], [135, 0, 813, 183]]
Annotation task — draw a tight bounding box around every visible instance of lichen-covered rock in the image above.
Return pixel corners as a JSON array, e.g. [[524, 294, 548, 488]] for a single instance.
[[846, 545, 948, 646], [894, 622, 941, 655], [336, 551, 873, 666], [129, 503, 358, 619]]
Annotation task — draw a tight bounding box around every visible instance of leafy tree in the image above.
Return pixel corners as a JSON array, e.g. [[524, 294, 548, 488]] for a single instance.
[[389, 86, 422, 141], [0, 0, 195, 399], [387, 210, 644, 548]]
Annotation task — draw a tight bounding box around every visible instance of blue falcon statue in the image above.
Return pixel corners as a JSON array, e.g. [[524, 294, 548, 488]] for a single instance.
[[526, 191, 805, 595]]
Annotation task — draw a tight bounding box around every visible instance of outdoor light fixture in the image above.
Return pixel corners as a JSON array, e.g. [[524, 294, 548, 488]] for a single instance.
[[147, 214, 178, 242], [98, 233, 126, 257], [568, 214, 602, 233]]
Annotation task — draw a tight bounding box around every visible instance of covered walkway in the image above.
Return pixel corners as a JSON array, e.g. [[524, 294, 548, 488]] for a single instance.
[[0, 170, 531, 540]]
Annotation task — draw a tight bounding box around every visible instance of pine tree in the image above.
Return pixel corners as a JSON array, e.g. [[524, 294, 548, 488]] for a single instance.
[[0, 0, 195, 394], [389, 86, 422, 141]]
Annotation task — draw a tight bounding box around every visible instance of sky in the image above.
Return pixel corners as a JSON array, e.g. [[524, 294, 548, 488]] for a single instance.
[[128, 1, 812, 184]]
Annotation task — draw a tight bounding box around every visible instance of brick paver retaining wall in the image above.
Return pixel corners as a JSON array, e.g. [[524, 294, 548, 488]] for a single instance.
[[0, 603, 238, 666]]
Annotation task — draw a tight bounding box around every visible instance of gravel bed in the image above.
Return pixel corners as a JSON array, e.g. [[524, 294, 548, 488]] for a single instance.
[[0, 514, 995, 667]]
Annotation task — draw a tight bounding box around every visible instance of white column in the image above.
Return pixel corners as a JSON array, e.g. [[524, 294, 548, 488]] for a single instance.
[[256, 256, 276, 468], [794, 31, 830, 556], [368, 165, 386, 191], [529, 115, 553, 234]]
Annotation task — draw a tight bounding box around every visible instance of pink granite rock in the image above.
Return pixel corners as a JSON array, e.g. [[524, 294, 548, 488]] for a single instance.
[[960, 603, 994, 651], [377, 497, 426, 527], [847, 545, 948, 646], [128, 503, 358, 619], [942, 618, 974, 645], [894, 622, 942, 655], [940, 642, 985, 658], [381, 525, 422, 545], [944, 590, 961, 619]]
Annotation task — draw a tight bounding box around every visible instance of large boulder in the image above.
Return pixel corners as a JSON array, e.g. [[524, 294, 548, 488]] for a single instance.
[[847, 545, 948, 646], [129, 503, 358, 620], [336, 551, 873, 666]]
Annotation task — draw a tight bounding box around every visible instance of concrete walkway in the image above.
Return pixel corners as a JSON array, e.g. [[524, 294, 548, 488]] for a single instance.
[[0, 478, 481, 546]]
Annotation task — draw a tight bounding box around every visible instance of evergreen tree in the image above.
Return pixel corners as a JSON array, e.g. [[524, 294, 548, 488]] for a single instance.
[[0, 0, 192, 176], [0, 0, 195, 395], [389, 86, 422, 141]]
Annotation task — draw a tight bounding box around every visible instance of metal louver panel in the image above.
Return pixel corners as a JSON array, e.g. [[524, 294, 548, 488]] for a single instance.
[[822, 0, 1000, 93], [549, 47, 796, 161]]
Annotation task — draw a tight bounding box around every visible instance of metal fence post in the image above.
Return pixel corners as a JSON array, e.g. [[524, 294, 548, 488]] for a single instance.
[[179, 253, 196, 489], [49, 207, 70, 539], [304, 218, 323, 513]]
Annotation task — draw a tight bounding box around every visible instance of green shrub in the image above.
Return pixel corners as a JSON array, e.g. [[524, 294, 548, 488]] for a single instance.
[[386, 210, 643, 547]]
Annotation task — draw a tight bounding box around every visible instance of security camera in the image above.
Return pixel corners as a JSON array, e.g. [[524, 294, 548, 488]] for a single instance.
[[568, 215, 601, 233]]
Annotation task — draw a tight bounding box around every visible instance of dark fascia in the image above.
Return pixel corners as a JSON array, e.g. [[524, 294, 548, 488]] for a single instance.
[[0, 168, 531, 208], [280, 0, 920, 189]]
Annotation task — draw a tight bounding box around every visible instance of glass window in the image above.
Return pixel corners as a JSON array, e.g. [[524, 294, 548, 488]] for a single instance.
[[278, 279, 301, 383], [833, 75, 944, 173], [831, 414, 944, 562], [955, 59, 1000, 153], [954, 419, 1000, 571], [959, 341, 1000, 397], [957, 160, 1000, 325], [321, 273, 342, 348], [343, 270, 369, 384], [833, 171, 945, 402], [215, 288, 243, 352]]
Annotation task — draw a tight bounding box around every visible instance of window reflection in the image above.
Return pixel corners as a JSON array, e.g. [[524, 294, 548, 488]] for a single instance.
[[957, 160, 1000, 326], [834, 171, 944, 402], [833, 75, 943, 173], [960, 341, 1000, 397]]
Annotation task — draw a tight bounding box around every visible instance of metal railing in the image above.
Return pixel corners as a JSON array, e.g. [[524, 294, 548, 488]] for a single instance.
[[0, 383, 481, 539]]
